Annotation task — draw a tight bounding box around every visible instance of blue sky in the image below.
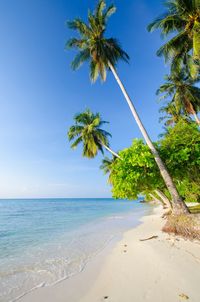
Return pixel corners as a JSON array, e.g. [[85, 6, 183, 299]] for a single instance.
[[0, 0, 169, 198]]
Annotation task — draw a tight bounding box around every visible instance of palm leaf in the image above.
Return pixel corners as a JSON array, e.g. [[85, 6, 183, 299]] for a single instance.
[[71, 49, 90, 70], [104, 4, 116, 21], [67, 19, 91, 37], [70, 136, 82, 149]]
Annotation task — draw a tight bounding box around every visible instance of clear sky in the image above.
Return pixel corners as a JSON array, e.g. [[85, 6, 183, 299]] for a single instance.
[[0, 0, 169, 198]]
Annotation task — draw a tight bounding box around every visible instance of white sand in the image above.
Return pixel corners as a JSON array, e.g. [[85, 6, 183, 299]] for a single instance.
[[19, 206, 200, 302]]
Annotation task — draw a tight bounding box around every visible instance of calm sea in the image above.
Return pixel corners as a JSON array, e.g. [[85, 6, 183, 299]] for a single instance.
[[0, 198, 151, 302]]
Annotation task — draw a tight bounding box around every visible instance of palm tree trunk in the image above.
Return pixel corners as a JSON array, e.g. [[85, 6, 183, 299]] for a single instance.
[[193, 112, 200, 125], [108, 61, 189, 215], [189, 103, 200, 125], [155, 189, 172, 209], [101, 143, 121, 159], [149, 193, 164, 207]]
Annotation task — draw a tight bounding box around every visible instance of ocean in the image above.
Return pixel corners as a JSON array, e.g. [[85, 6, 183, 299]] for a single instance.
[[0, 198, 151, 302]]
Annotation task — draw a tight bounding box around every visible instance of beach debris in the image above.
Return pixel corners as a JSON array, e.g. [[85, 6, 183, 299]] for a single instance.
[[124, 244, 127, 247], [104, 296, 109, 299], [123, 250, 127, 253], [139, 235, 158, 241], [179, 293, 189, 300]]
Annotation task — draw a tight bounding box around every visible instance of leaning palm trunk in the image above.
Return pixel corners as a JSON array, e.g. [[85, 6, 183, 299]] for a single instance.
[[193, 111, 200, 126], [101, 142, 121, 159], [149, 193, 164, 207], [108, 62, 189, 215], [155, 189, 172, 209], [188, 102, 200, 125]]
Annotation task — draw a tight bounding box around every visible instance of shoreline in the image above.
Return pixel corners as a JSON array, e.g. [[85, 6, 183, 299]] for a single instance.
[[19, 206, 200, 302]]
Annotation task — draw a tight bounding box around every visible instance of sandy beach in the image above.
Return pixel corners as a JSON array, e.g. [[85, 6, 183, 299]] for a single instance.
[[19, 206, 200, 302]]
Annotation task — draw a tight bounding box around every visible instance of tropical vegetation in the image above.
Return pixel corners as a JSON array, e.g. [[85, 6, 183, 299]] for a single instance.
[[66, 0, 189, 214], [108, 120, 200, 205], [68, 109, 120, 158], [157, 70, 200, 125], [147, 0, 200, 78]]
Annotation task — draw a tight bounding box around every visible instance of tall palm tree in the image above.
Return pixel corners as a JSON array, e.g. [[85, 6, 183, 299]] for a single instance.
[[157, 71, 200, 125], [68, 109, 120, 159], [147, 0, 200, 77], [66, 0, 189, 214]]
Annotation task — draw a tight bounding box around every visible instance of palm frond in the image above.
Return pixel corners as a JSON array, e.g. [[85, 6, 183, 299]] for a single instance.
[[147, 14, 184, 36], [70, 136, 82, 149], [98, 128, 112, 138], [100, 156, 114, 174], [95, 0, 106, 19], [90, 61, 100, 82], [67, 19, 91, 37], [104, 4, 116, 21], [71, 49, 90, 70], [68, 125, 83, 140], [157, 31, 190, 62], [65, 38, 87, 50]]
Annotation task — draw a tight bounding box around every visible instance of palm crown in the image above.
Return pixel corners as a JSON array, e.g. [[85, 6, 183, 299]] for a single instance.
[[66, 0, 129, 82], [159, 102, 190, 126], [100, 156, 114, 174], [68, 109, 112, 158], [100, 156, 116, 184], [157, 70, 200, 123], [148, 0, 200, 75]]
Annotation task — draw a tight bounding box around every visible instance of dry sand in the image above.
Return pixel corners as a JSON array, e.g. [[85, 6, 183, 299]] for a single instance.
[[19, 206, 200, 302]]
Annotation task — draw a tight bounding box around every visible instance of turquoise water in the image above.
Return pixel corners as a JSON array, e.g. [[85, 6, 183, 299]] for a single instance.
[[0, 198, 150, 302]]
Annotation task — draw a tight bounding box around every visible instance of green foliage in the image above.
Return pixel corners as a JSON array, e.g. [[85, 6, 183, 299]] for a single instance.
[[178, 179, 200, 203], [159, 102, 190, 126], [100, 156, 115, 183], [109, 121, 200, 202], [159, 120, 200, 178], [158, 120, 200, 201], [68, 109, 111, 158], [66, 0, 129, 82], [110, 139, 164, 199], [157, 70, 200, 124], [147, 0, 200, 78]]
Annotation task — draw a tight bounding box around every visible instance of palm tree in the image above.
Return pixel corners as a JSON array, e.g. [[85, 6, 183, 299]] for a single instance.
[[68, 109, 120, 159], [147, 0, 200, 77], [159, 101, 191, 126], [157, 71, 200, 125], [66, 0, 189, 214], [100, 156, 116, 184]]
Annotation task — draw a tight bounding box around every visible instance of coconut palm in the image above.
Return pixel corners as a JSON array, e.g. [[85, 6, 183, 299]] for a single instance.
[[147, 0, 200, 77], [66, 0, 189, 214], [159, 101, 190, 126], [68, 109, 120, 159], [100, 156, 115, 184], [157, 71, 200, 125]]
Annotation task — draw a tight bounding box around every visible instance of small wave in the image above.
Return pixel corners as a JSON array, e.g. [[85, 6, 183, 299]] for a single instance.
[[106, 215, 124, 219], [11, 282, 46, 302]]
